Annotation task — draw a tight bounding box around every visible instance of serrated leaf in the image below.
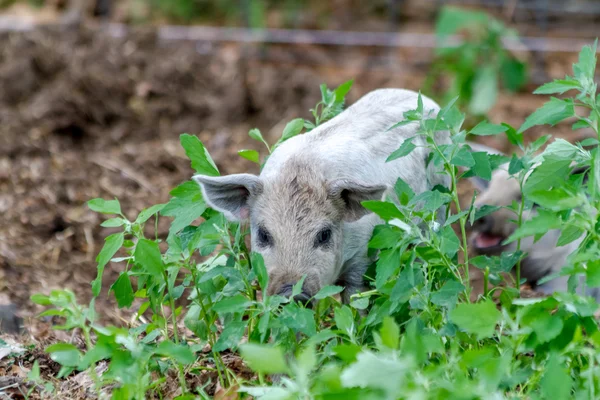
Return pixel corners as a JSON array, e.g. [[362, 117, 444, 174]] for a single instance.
[[505, 209, 562, 243], [469, 121, 508, 136], [361, 201, 403, 221], [92, 232, 124, 297], [527, 188, 584, 211], [88, 198, 121, 215], [110, 272, 134, 308], [387, 137, 417, 162], [534, 79, 581, 95], [518, 98, 575, 133], [394, 178, 415, 204], [557, 225, 584, 247], [180, 133, 219, 176], [450, 300, 501, 339], [451, 146, 475, 167], [464, 152, 492, 181], [314, 285, 344, 300], [240, 343, 289, 374], [161, 181, 206, 235], [134, 239, 165, 278], [431, 280, 464, 308], [334, 79, 354, 102]]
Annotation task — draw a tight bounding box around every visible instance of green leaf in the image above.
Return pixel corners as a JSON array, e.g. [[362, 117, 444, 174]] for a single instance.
[[534, 79, 581, 95], [523, 157, 572, 195], [529, 312, 564, 343], [469, 66, 498, 115], [586, 261, 600, 288], [213, 320, 247, 352], [376, 248, 401, 289], [361, 201, 403, 221], [110, 272, 134, 308], [518, 98, 575, 133], [46, 343, 81, 367], [212, 295, 252, 315], [379, 317, 400, 350], [557, 225, 584, 247], [155, 341, 196, 364], [314, 285, 344, 300], [134, 204, 166, 225], [500, 58, 527, 92], [450, 146, 475, 168], [335, 306, 355, 337], [541, 354, 572, 400], [184, 305, 208, 341], [281, 118, 304, 142], [439, 225, 460, 257], [572, 39, 597, 84], [450, 300, 501, 339], [251, 252, 269, 292], [180, 133, 219, 176], [161, 181, 206, 235], [464, 152, 492, 181], [394, 178, 415, 204], [469, 121, 508, 136], [92, 232, 124, 297], [502, 123, 524, 147], [134, 239, 165, 278], [527, 188, 584, 211], [31, 294, 51, 306], [431, 280, 464, 308], [410, 190, 452, 213], [88, 198, 121, 215], [334, 79, 354, 103], [238, 149, 260, 164], [387, 137, 417, 162], [240, 343, 289, 374], [340, 351, 409, 394], [100, 218, 127, 228], [505, 209, 562, 243], [248, 128, 270, 149]]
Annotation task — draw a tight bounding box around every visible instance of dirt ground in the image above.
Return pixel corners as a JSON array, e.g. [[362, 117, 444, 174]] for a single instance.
[[0, 19, 597, 398]]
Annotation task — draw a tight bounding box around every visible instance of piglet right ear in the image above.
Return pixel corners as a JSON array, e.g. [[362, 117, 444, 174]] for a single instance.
[[193, 174, 262, 221]]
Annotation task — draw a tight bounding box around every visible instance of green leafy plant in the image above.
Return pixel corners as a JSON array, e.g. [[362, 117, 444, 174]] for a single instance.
[[425, 6, 528, 118], [27, 42, 600, 399]]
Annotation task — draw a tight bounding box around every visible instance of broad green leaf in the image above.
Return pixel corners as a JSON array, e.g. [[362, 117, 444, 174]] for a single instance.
[[334, 79, 354, 102], [557, 225, 584, 247], [508, 154, 524, 175], [134, 239, 165, 278], [100, 218, 127, 228], [523, 157, 572, 195], [534, 79, 581, 95], [46, 343, 81, 367], [469, 121, 508, 136], [439, 225, 460, 257], [572, 39, 597, 85], [518, 98, 575, 133], [505, 209, 562, 243], [240, 343, 289, 374], [281, 118, 304, 142], [431, 280, 464, 308], [184, 305, 208, 341], [212, 295, 252, 315], [586, 261, 600, 287], [450, 300, 501, 339], [379, 317, 400, 350], [278, 305, 316, 336], [376, 248, 401, 289], [541, 354, 572, 400], [527, 188, 584, 211], [110, 272, 134, 308], [387, 137, 417, 162], [450, 146, 475, 167], [410, 190, 452, 213], [469, 67, 498, 115], [340, 351, 409, 395], [31, 294, 51, 306], [502, 123, 524, 147], [180, 133, 219, 176], [463, 152, 492, 181], [500, 58, 527, 92], [251, 252, 269, 292], [88, 198, 121, 215], [314, 285, 344, 300], [155, 341, 196, 364], [528, 312, 564, 343], [161, 181, 206, 235], [134, 203, 166, 225], [394, 178, 415, 204], [213, 320, 247, 352], [361, 201, 403, 221], [92, 232, 124, 297], [335, 306, 355, 337], [238, 149, 260, 163], [248, 128, 270, 149]]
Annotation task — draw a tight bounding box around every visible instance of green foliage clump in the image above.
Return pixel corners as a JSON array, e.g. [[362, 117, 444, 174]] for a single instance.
[[28, 41, 600, 399], [426, 6, 528, 118]]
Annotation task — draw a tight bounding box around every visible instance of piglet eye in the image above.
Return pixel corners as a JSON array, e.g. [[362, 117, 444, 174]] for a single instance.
[[315, 228, 332, 247], [257, 226, 272, 247]]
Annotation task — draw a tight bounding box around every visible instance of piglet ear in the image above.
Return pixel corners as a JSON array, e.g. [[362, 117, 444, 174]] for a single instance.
[[327, 179, 388, 222], [193, 174, 262, 221]]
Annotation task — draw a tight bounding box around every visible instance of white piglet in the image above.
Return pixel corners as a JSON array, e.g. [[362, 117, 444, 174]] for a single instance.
[[194, 89, 451, 303]]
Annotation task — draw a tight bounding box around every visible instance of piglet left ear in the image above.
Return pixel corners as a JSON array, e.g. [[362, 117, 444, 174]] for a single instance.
[[327, 179, 388, 222]]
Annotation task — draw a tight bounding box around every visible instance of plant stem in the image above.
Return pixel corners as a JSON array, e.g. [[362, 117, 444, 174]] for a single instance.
[[515, 178, 527, 295]]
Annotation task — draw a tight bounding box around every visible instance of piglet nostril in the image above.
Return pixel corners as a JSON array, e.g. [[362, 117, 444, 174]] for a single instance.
[[276, 284, 313, 307], [292, 292, 313, 307]]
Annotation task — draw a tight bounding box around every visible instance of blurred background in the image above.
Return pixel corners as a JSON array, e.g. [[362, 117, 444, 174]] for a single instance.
[[0, 0, 599, 330]]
